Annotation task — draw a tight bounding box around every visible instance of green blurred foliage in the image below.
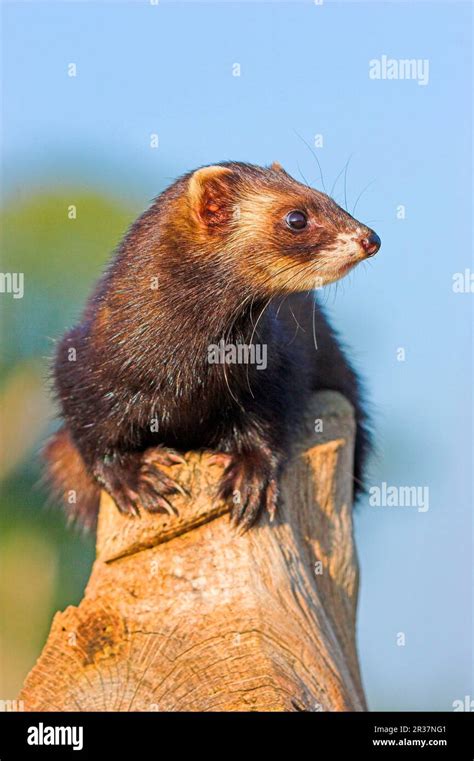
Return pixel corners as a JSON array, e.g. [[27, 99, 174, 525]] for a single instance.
[[0, 191, 136, 696], [1, 192, 136, 367]]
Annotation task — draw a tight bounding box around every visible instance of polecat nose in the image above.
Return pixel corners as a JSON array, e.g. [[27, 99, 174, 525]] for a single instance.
[[360, 231, 381, 257]]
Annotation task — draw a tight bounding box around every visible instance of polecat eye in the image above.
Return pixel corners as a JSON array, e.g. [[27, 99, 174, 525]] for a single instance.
[[285, 210, 308, 230]]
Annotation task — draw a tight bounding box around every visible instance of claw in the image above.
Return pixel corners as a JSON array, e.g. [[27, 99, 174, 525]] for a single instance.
[[146, 449, 186, 467], [208, 453, 233, 468], [141, 466, 189, 498], [94, 449, 186, 519], [150, 495, 179, 516], [113, 489, 141, 517], [219, 452, 280, 529]]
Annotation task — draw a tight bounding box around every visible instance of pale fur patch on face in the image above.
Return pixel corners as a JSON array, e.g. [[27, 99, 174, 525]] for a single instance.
[[230, 193, 281, 235], [309, 230, 366, 288], [331, 230, 364, 257]]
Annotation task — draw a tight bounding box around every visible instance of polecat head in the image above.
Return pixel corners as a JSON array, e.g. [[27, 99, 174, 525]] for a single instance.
[[176, 161, 380, 294]]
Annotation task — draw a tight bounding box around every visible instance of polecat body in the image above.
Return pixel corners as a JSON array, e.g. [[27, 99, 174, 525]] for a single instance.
[[44, 161, 380, 530]]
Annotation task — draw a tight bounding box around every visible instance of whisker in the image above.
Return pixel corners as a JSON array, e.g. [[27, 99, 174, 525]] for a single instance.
[[312, 291, 318, 352], [296, 163, 312, 191], [293, 129, 326, 192], [329, 154, 352, 203], [245, 295, 274, 398], [352, 179, 376, 216], [343, 154, 353, 212]]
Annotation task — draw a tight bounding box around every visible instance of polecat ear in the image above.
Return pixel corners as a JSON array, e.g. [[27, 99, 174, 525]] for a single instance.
[[270, 161, 284, 172], [188, 166, 234, 228]]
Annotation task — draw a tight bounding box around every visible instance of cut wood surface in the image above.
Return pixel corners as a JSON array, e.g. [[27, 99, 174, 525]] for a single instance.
[[19, 390, 367, 712]]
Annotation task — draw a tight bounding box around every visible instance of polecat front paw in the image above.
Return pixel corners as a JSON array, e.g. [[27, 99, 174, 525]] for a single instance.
[[216, 449, 281, 531], [93, 447, 187, 517], [138, 448, 189, 515]]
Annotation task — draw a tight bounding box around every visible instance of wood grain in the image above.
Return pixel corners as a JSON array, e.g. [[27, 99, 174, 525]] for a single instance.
[[19, 391, 366, 712]]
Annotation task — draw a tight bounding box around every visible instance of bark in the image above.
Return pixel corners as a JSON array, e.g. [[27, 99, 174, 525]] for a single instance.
[[19, 391, 366, 712]]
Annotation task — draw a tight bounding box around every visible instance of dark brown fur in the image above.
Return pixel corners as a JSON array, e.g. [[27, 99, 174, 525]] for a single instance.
[[44, 161, 379, 530]]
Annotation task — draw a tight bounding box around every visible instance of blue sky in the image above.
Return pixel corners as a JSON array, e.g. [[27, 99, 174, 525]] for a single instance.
[[2, 0, 473, 710]]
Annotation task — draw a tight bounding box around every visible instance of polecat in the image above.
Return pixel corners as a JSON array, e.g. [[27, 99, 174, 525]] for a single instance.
[[44, 161, 380, 530]]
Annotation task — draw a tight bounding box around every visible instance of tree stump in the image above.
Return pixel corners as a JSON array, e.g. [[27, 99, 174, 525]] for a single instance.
[[19, 391, 367, 712]]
